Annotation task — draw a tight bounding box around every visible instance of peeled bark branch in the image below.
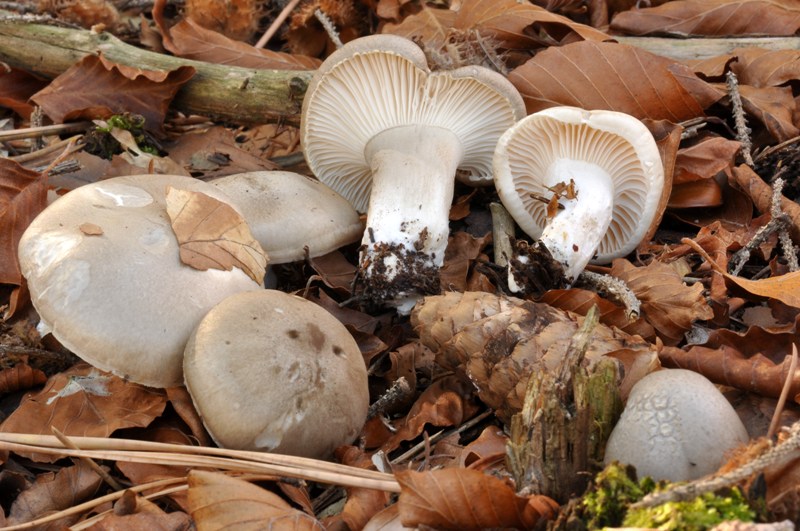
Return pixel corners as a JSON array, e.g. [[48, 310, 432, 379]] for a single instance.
[[0, 21, 314, 124]]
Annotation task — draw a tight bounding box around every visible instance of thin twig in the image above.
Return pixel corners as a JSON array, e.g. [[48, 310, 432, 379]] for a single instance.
[[577, 270, 641, 322], [489, 202, 515, 268], [51, 427, 126, 491], [768, 344, 798, 439], [0, 122, 92, 142], [314, 8, 343, 49], [255, 0, 302, 49], [10, 135, 83, 163], [368, 376, 413, 420], [727, 71, 754, 167], [390, 410, 493, 465], [632, 420, 800, 509]]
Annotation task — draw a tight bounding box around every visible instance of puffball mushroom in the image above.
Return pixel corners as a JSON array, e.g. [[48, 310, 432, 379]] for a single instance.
[[210, 171, 363, 263], [301, 34, 525, 313], [604, 369, 749, 482], [183, 290, 369, 458], [493, 106, 665, 286], [17, 174, 265, 388]]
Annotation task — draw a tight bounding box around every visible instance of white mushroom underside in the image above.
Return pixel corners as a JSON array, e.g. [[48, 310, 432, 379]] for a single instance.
[[303, 45, 524, 213], [494, 108, 663, 264]]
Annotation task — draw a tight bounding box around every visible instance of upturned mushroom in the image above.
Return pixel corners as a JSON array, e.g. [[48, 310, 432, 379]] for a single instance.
[[301, 34, 525, 313], [604, 369, 749, 482], [183, 290, 369, 458], [17, 174, 265, 388], [210, 171, 363, 264], [493, 106, 665, 288]]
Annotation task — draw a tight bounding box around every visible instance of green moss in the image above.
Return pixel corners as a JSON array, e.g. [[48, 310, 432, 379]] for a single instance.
[[624, 488, 755, 530], [581, 463, 755, 530], [85, 113, 160, 159]]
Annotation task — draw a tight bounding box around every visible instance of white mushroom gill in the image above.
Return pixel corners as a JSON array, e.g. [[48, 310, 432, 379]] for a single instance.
[[494, 107, 663, 287], [302, 34, 525, 313]]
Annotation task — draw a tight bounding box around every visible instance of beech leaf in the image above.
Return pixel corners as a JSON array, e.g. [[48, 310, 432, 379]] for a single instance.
[[164, 186, 268, 284], [684, 237, 800, 309], [396, 468, 558, 530], [610, 0, 800, 37], [0, 158, 47, 286], [0, 364, 167, 462], [508, 41, 720, 119], [30, 54, 195, 132], [165, 18, 321, 70], [611, 258, 714, 345], [187, 470, 323, 530]]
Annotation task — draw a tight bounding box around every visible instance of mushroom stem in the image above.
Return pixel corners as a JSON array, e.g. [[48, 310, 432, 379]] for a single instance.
[[538, 160, 614, 283], [359, 125, 464, 313]]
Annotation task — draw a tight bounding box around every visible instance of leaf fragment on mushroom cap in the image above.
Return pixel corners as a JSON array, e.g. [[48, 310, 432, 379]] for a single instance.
[[164, 186, 268, 284]]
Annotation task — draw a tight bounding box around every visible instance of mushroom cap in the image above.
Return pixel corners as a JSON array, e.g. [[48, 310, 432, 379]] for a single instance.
[[210, 171, 364, 263], [493, 106, 665, 263], [183, 290, 369, 458], [301, 34, 526, 213], [18, 174, 263, 388], [604, 369, 749, 482]]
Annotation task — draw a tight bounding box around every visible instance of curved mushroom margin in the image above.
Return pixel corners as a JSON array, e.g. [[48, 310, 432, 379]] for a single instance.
[[301, 34, 525, 313], [493, 106, 665, 284]]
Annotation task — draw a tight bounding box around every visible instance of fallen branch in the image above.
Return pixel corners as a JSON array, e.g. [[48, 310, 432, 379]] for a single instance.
[[0, 21, 314, 125]]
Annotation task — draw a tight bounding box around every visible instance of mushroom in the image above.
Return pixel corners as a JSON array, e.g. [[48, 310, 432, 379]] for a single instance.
[[493, 106, 665, 287], [301, 34, 525, 313], [17, 174, 265, 388], [604, 369, 749, 482], [210, 171, 363, 264], [183, 289, 369, 458]]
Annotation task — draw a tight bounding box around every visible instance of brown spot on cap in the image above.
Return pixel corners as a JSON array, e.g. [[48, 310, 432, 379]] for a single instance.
[[307, 323, 325, 352], [286, 329, 300, 339]]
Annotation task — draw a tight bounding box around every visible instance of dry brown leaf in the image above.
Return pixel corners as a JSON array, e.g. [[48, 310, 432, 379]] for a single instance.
[[363, 503, 412, 531], [385, 0, 609, 58], [539, 288, 656, 340], [0, 159, 47, 286], [735, 84, 800, 142], [0, 364, 47, 396], [7, 460, 103, 527], [674, 137, 741, 184], [609, 0, 800, 37], [508, 41, 720, 119], [381, 375, 481, 453], [165, 126, 279, 180], [164, 186, 268, 284], [684, 236, 800, 310], [184, 0, 260, 42], [79, 222, 104, 236], [660, 324, 798, 399], [187, 469, 324, 530], [89, 492, 193, 530], [0, 68, 49, 119], [164, 18, 320, 70], [611, 258, 714, 345], [336, 446, 392, 531], [440, 231, 490, 293], [0, 363, 167, 462], [692, 48, 800, 88], [30, 55, 195, 133], [396, 468, 558, 530], [668, 179, 724, 209]]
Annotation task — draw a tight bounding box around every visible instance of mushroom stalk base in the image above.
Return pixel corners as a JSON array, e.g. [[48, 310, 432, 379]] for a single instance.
[[357, 125, 464, 314]]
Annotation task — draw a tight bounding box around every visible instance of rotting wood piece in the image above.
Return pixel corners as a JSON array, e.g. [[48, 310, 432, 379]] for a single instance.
[[0, 21, 314, 125]]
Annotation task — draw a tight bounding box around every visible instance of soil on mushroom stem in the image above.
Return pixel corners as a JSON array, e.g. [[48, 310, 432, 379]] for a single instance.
[[509, 239, 569, 296], [355, 241, 441, 308]]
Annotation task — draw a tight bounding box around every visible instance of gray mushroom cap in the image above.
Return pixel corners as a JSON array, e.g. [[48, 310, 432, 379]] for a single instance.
[[183, 290, 370, 458], [604, 369, 749, 482], [17, 174, 264, 388], [301, 34, 526, 213], [210, 171, 363, 263]]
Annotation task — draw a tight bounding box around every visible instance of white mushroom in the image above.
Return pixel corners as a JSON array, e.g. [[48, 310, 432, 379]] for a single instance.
[[301, 34, 525, 313], [17, 174, 265, 388], [604, 369, 749, 482], [183, 290, 369, 458], [493, 106, 665, 286], [210, 171, 363, 264]]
